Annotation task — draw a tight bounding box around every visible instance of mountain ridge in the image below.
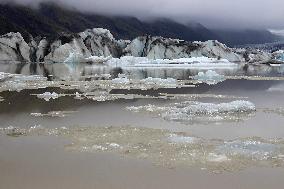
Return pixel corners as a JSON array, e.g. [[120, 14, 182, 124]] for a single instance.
[[0, 2, 281, 46]]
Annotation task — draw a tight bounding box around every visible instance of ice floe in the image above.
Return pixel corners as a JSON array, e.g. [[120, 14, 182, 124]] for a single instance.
[[30, 111, 76, 118], [36, 92, 59, 101], [0, 71, 191, 94], [126, 100, 256, 124], [168, 134, 200, 144], [0, 72, 48, 92], [141, 77, 177, 87], [158, 93, 247, 100]]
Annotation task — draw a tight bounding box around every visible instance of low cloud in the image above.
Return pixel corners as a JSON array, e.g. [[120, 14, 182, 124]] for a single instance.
[[1, 0, 284, 29]]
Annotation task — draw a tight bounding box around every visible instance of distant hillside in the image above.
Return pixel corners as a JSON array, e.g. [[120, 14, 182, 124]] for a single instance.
[[213, 29, 282, 46], [0, 2, 217, 41], [0, 2, 280, 46]]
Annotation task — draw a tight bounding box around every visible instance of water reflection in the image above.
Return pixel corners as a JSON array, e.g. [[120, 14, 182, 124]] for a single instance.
[[1, 61, 284, 80]]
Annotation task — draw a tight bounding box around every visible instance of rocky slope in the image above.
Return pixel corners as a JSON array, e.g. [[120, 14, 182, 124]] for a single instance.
[[0, 28, 274, 64]]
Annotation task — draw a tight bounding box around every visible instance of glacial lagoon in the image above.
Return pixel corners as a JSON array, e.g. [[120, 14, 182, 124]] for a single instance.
[[1, 61, 284, 189]]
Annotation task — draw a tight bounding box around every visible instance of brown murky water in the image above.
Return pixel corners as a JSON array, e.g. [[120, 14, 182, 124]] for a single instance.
[[1, 64, 284, 188]]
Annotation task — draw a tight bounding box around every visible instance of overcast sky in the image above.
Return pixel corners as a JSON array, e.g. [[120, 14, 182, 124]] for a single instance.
[[2, 0, 284, 29]]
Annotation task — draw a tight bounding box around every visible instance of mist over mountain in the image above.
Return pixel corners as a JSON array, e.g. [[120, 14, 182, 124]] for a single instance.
[[2, 0, 284, 29], [0, 2, 281, 46], [213, 29, 282, 46]]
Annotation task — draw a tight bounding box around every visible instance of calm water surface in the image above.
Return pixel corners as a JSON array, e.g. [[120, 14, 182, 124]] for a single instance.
[[1, 63, 284, 189]]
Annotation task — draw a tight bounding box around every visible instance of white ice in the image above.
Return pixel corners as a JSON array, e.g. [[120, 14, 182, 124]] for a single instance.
[[127, 100, 256, 124], [104, 56, 236, 69], [168, 134, 199, 144], [193, 70, 225, 85], [111, 74, 130, 84], [36, 92, 59, 101], [141, 77, 177, 86]]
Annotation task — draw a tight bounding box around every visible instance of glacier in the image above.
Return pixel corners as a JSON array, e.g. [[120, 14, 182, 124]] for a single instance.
[[0, 28, 275, 64], [0, 27, 280, 81]]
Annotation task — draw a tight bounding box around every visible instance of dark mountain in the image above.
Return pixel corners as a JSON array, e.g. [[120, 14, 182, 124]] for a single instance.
[[0, 2, 217, 41], [0, 2, 281, 46], [213, 29, 281, 47]]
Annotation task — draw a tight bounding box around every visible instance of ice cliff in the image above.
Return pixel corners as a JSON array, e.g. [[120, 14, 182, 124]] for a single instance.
[[0, 28, 273, 64]]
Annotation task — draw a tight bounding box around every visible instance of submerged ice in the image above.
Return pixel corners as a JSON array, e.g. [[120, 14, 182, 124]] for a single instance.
[[217, 139, 280, 161], [1, 126, 284, 172]]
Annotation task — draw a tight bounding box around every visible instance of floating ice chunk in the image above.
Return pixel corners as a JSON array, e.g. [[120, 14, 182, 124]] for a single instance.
[[0, 72, 48, 92], [193, 70, 225, 85], [168, 134, 199, 144], [36, 92, 59, 101], [207, 153, 230, 162], [30, 111, 76, 117], [30, 113, 42, 117], [92, 145, 107, 151], [108, 143, 121, 148], [181, 100, 256, 115], [111, 74, 130, 84], [127, 100, 256, 124], [141, 77, 176, 86], [0, 72, 10, 80]]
